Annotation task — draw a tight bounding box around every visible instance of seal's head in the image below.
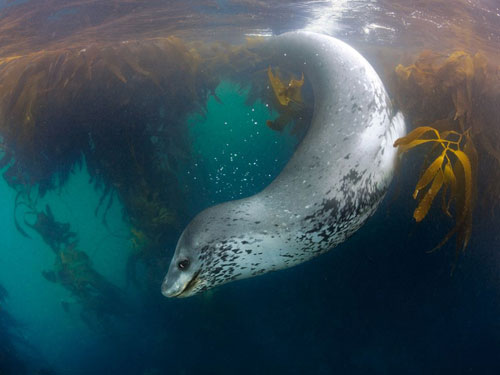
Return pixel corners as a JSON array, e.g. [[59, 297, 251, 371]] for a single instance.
[[161, 225, 205, 298], [161, 202, 268, 298], [161, 206, 229, 298]]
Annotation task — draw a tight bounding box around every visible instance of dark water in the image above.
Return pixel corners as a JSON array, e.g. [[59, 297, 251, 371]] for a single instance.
[[0, 1, 499, 375]]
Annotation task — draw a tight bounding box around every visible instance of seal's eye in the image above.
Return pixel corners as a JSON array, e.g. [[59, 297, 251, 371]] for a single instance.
[[177, 259, 190, 271]]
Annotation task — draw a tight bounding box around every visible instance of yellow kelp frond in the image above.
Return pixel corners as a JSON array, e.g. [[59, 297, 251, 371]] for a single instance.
[[267, 66, 304, 106], [394, 127, 476, 255], [266, 66, 310, 135]]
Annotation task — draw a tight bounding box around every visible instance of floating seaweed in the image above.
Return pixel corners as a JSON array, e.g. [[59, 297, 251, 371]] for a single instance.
[[391, 48, 500, 266], [393, 50, 499, 210], [23, 204, 77, 253], [0, 37, 211, 196], [394, 127, 475, 260], [43, 242, 126, 317], [41, 242, 127, 333], [0, 37, 218, 291], [267, 66, 304, 107], [21, 203, 127, 332], [265, 66, 312, 135]]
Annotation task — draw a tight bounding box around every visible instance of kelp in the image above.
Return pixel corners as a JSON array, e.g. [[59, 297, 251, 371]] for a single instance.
[[265, 66, 312, 135], [267, 66, 304, 106], [393, 49, 500, 211], [0, 33, 296, 293], [0, 37, 217, 290], [394, 127, 475, 259], [42, 242, 126, 332], [0, 36, 209, 196], [21, 203, 127, 332], [0, 0, 308, 59], [392, 48, 500, 264], [125, 187, 178, 289], [192, 38, 314, 136], [23, 204, 77, 253]]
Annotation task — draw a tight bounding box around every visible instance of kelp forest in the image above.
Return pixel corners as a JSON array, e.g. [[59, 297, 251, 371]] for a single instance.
[[0, 1, 499, 374], [0, 5, 314, 347]]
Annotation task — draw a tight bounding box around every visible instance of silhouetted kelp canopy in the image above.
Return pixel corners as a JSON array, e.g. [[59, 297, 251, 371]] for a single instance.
[[0, 37, 215, 305]]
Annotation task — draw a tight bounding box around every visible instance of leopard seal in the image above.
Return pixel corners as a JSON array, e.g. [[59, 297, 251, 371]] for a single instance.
[[161, 31, 405, 297]]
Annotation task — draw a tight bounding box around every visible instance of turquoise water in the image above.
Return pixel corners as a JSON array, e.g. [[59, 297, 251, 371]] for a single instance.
[[0, 81, 299, 374], [0, 158, 130, 371], [183, 81, 297, 211]]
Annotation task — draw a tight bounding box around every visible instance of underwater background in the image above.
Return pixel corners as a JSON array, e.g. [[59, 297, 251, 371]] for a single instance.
[[0, 1, 499, 374]]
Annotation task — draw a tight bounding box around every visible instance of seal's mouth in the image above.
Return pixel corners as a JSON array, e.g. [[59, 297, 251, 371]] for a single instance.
[[169, 270, 201, 298]]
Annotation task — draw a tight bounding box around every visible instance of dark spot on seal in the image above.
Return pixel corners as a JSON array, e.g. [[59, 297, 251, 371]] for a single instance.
[[343, 169, 361, 184]]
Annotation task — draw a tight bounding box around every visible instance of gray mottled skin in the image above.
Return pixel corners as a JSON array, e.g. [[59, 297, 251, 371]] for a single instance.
[[162, 31, 405, 297]]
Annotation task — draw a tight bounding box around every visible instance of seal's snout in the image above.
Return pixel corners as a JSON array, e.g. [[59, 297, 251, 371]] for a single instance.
[[161, 270, 187, 297], [161, 279, 182, 298], [161, 266, 201, 298]]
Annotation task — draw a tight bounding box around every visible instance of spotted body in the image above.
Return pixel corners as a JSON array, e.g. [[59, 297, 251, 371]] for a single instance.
[[162, 31, 405, 297]]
